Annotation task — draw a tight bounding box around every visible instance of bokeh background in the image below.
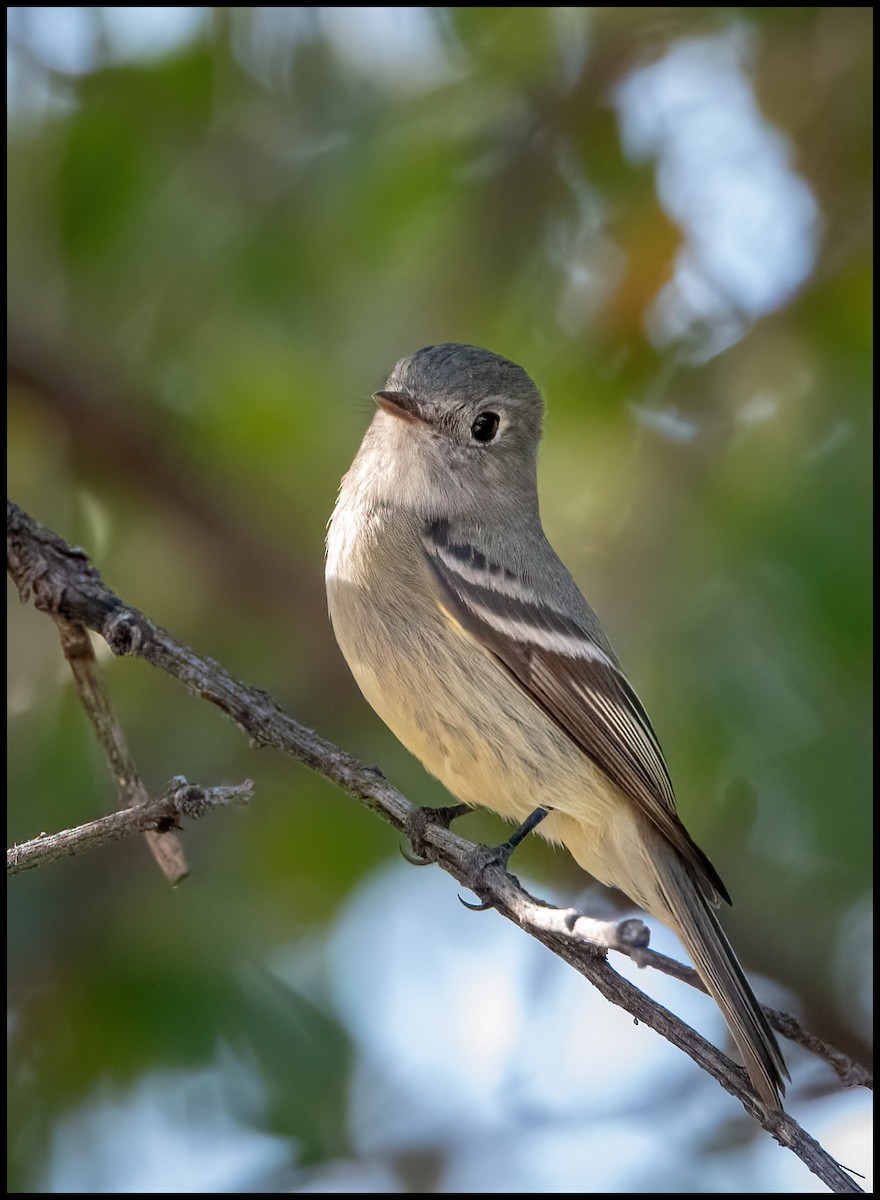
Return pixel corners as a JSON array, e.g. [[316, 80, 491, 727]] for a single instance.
[[7, 7, 872, 1193]]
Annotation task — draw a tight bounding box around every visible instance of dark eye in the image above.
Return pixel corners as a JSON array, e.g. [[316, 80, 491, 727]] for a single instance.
[[471, 412, 500, 443]]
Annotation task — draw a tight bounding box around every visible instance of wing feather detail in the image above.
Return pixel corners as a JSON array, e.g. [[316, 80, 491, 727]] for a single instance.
[[423, 519, 729, 903]]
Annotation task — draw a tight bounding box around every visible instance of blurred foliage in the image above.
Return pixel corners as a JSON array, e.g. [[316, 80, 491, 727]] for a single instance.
[[7, 6, 872, 1193]]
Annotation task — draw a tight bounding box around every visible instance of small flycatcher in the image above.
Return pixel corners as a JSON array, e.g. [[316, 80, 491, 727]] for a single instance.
[[325, 343, 787, 1110]]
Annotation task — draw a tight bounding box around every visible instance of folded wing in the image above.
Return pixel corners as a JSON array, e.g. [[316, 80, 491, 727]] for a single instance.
[[422, 518, 729, 904]]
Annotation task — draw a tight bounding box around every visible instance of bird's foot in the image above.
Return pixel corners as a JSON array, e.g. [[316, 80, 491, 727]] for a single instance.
[[402, 803, 471, 865], [459, 806, 552, 912]]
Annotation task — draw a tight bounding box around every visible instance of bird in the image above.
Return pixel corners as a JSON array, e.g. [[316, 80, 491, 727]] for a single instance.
[[325, 342, 788, 1111]]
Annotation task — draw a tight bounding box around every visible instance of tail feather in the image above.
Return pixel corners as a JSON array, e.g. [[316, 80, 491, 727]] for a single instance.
[[657, 859, 789, 1111]]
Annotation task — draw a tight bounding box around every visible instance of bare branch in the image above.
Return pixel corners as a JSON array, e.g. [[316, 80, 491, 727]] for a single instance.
[[7, 776, 253, 875], [6, 500, 868, 1193], [54, 615, 189, 883], [623, 945, 873, 1093], [764, 1007, 873, 1093]]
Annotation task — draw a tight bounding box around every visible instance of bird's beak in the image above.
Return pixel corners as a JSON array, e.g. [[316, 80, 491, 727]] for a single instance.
[[373, 389, 425, 424]]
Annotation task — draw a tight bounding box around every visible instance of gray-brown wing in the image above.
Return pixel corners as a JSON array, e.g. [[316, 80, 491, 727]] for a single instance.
[[422, 519, 729, 904]]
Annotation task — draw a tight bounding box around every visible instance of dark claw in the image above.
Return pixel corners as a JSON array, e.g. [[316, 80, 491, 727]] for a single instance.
[[399, 844, 432, 867], [458, 894, 495, 912]]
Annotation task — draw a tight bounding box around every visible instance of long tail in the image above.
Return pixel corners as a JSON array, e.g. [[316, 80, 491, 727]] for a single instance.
[[656, 856, 789, 1111]]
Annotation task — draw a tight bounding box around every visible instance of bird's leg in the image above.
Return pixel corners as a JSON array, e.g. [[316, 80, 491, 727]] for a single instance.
[[460, 805, 551, 911], [403, 803, 471, 865], [405, 803, 550, 868], [495, 805, 550, 865]]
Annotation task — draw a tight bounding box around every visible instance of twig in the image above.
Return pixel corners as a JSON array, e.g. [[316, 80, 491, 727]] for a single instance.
[[54, 615, 189, 883], [621, 945, 873, 1092], [765, 1007, 873, 1093], [5, 500, 868, 1193], [7, 776, 253, 875]]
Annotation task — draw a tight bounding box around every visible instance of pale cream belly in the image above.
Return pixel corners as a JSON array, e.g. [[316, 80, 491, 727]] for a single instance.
[[355, 635, 667, 915], [326, 570, 664, 908]]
